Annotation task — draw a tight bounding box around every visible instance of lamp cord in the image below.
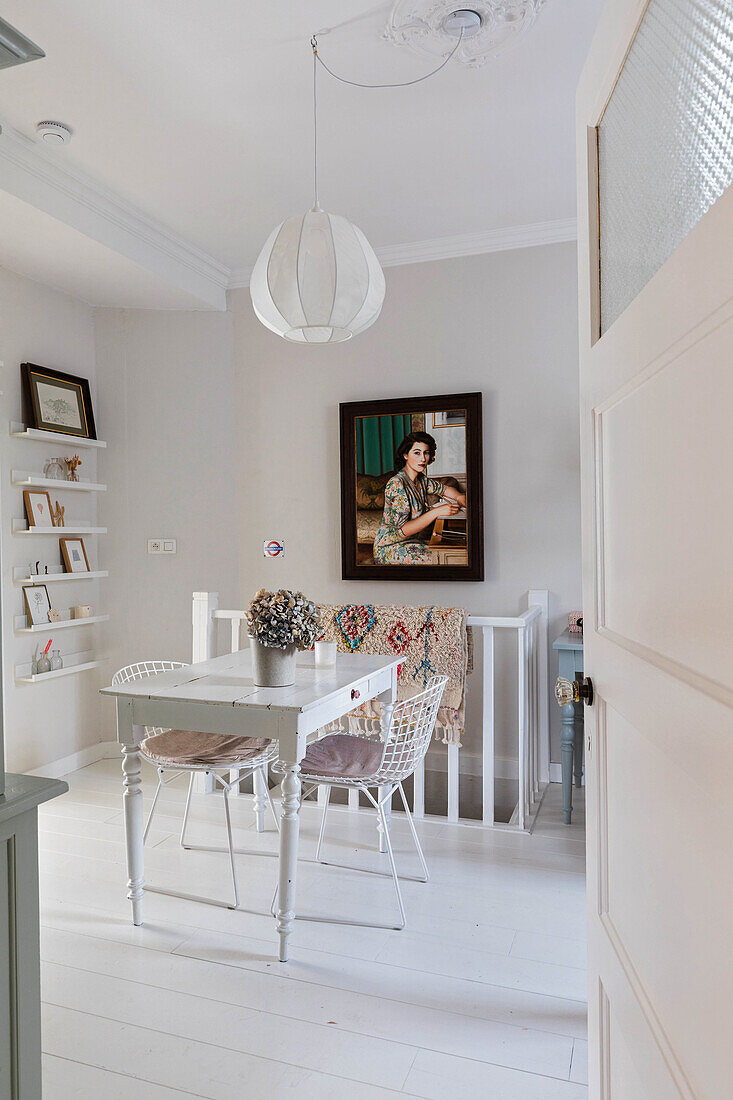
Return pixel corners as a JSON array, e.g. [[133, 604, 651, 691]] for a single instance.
[[311, 29, 463, 209]]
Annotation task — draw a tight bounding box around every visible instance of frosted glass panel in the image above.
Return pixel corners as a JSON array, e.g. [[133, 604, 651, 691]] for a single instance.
[[598, 0, 733, 332]]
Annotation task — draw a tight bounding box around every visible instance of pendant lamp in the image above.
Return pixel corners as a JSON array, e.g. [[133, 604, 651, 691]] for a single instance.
[[250, 24, 467, 343], [250, 206, 385, 344], [250, 41, 385, 343]]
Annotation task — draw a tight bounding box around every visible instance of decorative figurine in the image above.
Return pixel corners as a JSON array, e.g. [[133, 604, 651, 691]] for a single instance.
[[51, 500, 65, 527], [64, 455, 82, 482]]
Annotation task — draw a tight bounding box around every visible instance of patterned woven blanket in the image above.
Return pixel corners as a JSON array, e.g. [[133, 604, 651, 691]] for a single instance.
[[317, 604, 468, 746]]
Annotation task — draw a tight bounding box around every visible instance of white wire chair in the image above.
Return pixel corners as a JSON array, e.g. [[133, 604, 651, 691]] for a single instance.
[[112, 661, 279, 909], [273, 674, 448, 930]]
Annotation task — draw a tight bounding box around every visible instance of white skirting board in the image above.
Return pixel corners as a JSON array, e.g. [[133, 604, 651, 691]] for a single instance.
[[26, 740, 119, 779]]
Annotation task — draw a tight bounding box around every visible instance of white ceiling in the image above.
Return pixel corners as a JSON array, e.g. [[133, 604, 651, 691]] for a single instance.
[[0, 0, 602, 307]]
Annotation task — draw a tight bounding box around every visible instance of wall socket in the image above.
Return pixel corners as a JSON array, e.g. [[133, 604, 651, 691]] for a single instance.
[[147, 538, 176, 554]]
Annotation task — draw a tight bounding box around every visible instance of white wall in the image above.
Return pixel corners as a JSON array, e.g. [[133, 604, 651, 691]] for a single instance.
[[230, 243, 582, 765], [94, 308, 238, 739], [0, 267, 103, 774], [0, 243, 581, 772], [88, 243, 581, 764]]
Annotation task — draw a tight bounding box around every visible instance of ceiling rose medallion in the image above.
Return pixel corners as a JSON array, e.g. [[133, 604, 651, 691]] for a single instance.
[[384, 1, 546, 68]]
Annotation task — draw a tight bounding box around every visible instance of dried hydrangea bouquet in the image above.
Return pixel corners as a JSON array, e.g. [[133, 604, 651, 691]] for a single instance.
[[246, 588, 320, 687]]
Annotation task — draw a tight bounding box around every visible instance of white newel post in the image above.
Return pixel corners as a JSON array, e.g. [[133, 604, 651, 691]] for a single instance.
[[192, 591, 218, 793], [528, 589, 550, 785], [193, 591, 218, 662]]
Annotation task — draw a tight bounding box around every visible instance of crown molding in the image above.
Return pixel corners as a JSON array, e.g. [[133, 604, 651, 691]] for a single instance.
[[376, 217, 578, 268], [0, 122, 576, 307], [0, 119, 230, 309], [227, 217, 577, 290]]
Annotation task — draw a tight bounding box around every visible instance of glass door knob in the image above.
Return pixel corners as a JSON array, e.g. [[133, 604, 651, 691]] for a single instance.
[[555, 676, 594, 707]]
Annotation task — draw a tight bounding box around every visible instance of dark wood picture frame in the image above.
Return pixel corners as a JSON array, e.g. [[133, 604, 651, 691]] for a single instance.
[[21, 362, 97, 439], [340, 392, 484, 581], [59, 537, 90, 574]]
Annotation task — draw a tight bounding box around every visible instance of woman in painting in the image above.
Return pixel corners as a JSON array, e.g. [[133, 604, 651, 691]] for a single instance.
[[373, 432, 466, 564]]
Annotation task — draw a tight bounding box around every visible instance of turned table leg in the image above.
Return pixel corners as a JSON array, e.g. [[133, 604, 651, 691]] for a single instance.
[[118, 698, 145, 926], [276, 762, 301, 962], [253, 766, 267, 833]]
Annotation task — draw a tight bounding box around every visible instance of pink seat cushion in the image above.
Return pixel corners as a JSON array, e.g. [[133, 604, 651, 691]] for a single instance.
[[142, 730, 271, 768], [300, 734, 384, 779]]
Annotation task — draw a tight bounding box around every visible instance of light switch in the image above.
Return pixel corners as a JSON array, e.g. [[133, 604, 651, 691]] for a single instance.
[[163, 540, 177, 553]]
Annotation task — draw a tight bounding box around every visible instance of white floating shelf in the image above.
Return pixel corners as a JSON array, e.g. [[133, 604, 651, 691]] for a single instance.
[[14, 613, 109, 635], [12, 470, 107, 492], [12, 520, 107, 536], [14, 569, 108, 585], [15, 658, 105, 684], [10, 421, 107, 449]]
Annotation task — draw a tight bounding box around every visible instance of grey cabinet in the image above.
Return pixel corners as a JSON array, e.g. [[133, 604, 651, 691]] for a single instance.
[[0, 774, 67, 1097]]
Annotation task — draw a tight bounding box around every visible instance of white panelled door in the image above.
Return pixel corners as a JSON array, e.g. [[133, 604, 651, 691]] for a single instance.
[[577, 1, 733, 1097]]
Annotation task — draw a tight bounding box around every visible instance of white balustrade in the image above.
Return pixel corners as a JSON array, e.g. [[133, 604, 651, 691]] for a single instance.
[[191, 589, 550, 831]]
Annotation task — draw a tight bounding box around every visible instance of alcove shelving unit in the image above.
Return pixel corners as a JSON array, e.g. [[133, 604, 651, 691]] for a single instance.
[[14, 613, 110, 635], [12, 520, 107, 536], [14, 650, 103, 684], [10, 421, 106, 449], [12, 471, 107, 492], [13, 567, 109, 585], [10, 419, 108, 682]]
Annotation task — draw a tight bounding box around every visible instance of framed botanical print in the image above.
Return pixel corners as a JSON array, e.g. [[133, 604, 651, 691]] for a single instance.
[[23, 584, 52, 627], [23, 489, 55, 528], [21, 362, 97, 439], [340, 392, 484, 581], [60, 537, 90, 573]]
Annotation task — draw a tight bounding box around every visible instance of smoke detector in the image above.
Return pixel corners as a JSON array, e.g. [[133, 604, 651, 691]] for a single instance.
[[36, 120, 72, 146], [384, 1, 546, 67]]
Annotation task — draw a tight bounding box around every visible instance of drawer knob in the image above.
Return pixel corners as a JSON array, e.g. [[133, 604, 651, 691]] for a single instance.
[[351, 689, 360, 700]]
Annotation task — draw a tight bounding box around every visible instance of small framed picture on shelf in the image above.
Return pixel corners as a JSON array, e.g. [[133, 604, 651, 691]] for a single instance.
[[60, 537, 90, 573], [23, 583, 52, 627], [21, 362, 97, 440], [23, 489, 55, 528]]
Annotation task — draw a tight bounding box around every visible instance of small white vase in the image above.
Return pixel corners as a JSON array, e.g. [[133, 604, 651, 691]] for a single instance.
[[249, 636, 297, 687]]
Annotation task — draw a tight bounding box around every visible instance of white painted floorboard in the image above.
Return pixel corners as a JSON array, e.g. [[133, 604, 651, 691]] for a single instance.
[[38, 758, 588, 1098]]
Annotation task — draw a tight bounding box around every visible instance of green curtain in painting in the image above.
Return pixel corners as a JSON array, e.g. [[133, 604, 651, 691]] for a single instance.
[[356, 414, 412, 476]]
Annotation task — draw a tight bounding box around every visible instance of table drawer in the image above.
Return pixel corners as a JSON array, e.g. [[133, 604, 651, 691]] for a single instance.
[[300, 672, 391, 738]]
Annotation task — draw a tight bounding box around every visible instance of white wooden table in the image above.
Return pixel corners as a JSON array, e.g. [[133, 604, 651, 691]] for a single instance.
[[101, 649, 400, 961]]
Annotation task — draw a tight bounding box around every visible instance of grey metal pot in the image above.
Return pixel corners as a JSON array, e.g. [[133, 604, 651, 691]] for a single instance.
[[249, 636, 297, 687]]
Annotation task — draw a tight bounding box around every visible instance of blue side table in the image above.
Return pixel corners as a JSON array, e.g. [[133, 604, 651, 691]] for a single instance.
[[552, 629, 584, 824]]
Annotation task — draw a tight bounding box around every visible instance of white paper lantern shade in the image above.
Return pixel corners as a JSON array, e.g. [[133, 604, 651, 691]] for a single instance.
[[250, 207, 386, 343]]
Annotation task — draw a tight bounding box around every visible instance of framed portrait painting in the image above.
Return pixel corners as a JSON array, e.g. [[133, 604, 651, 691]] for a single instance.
[[21, 362, 97, 439], [340, 392, 483, 581]]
